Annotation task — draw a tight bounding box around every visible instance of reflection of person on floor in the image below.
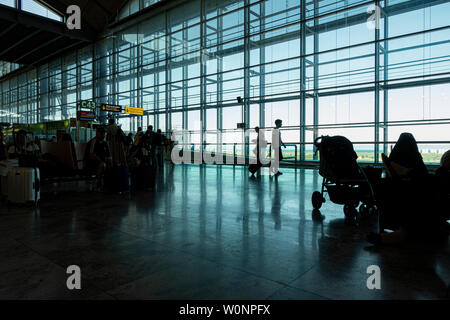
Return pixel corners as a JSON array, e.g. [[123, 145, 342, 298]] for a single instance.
[[85, 127, 111, 189], [270, 119, 286, 176], [271, 178, 282, 230], [367, 133, 449, 246]]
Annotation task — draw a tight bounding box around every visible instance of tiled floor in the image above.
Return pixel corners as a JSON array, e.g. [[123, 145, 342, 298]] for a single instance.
[[0, 164, 448, 300]]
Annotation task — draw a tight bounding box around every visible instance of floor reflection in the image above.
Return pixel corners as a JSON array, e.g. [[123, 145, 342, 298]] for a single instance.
[[0, 164, 448, 299]]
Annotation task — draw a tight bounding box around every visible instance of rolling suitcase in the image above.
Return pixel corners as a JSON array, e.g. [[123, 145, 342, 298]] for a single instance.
[[0, 160, 19, 198], [7, 167, 40, 204]]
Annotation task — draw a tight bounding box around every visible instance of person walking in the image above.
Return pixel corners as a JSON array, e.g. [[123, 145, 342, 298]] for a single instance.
[[271, 119, 286, 176], [249, 127, 267, 177]]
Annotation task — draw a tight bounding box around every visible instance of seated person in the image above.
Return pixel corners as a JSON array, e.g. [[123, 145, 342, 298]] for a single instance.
[[382, 132, 428, 179], [436, 149, 450, 179], [436, 149, 450, 216], [368, 134, 449, 246], [26, 134, 41, 156], [84, 127, 111, 189], [7, 130, 28, 160], [61, 133, 78, 171]]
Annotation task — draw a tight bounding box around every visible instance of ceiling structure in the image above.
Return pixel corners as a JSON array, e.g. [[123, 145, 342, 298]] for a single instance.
[[0, 0, 129, 67], [39, 0, 129, 34]]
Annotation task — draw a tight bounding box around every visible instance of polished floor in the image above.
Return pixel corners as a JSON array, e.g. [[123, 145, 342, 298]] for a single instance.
[[0, 164, 449, 300]]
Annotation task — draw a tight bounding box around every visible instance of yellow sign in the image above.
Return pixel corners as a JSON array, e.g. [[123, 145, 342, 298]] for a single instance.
[[125, 106, 144, 116]]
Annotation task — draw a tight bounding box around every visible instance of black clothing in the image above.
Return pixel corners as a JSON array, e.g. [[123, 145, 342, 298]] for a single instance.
[[0, 143, 6, 161], [389, 132, 428, 177], [84, 138, 110, 172], [378, 134, 448, 239], [144, 131, 157, 147], [85, 138, 110, 162]]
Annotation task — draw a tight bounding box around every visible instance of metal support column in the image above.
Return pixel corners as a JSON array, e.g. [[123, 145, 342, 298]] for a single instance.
[[313, 0, 319, 161], [383, 0, 389, 156], [300, 0, 307, 161], [259, 1, 265, 129], [374, 0, 381, 163], [165, 12, 171, 133], [217, 7, 224, 156], [243, 0, 251, 162], [200, 0, 207, 154]]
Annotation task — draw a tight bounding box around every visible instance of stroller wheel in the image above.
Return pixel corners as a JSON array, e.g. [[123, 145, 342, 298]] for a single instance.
[[312, 191, 324, 209]]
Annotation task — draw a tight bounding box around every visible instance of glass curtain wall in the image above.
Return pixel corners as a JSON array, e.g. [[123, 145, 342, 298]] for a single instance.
[[1, 0, 450, 164]]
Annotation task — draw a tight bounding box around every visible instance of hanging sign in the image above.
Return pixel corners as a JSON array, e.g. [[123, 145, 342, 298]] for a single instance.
[[101, 104, 122, 113], [77, 111, 96, 121], [124, 106, 144, 116], [79, 100, 97, 110]]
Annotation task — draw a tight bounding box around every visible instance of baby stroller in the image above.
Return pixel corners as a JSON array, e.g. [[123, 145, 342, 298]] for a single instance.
[[311, 135, 380, 221]]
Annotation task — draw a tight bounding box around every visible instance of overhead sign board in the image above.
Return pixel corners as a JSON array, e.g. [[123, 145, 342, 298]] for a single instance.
[[46, 120, 69, 130], [101, 104, 122, 113], [80, 100, 97, 110], [77, 111, 96, 121], [124, 106, 144, 116]]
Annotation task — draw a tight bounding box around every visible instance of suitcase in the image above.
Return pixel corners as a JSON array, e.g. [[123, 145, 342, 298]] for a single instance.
[[7, 167, 40, 204], [248, 163, 262, 174], [106, 166, 130, 193], [0, 160, 18, 199]]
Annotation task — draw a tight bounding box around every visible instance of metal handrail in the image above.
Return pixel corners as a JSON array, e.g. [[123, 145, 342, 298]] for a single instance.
[[171, 139, 447, 167]]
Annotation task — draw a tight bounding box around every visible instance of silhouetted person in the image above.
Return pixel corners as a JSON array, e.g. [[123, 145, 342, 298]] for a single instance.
[[156, 129, 166, 168], [61, 133, 77, 170], [367, 133, 449, 246], [85, 127, 110, 190], [125, 133, 133, 153], [383, 132, 428, 178], [271, 119, 286, 176], [26, 133, 40, 156], [7, 130, 27, 160], [106, 118, 127, 166], [145, 125, 157, 166]]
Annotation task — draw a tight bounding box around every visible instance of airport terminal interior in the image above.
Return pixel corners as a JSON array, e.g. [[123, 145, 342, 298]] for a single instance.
[[0, 0, 449, 300]]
